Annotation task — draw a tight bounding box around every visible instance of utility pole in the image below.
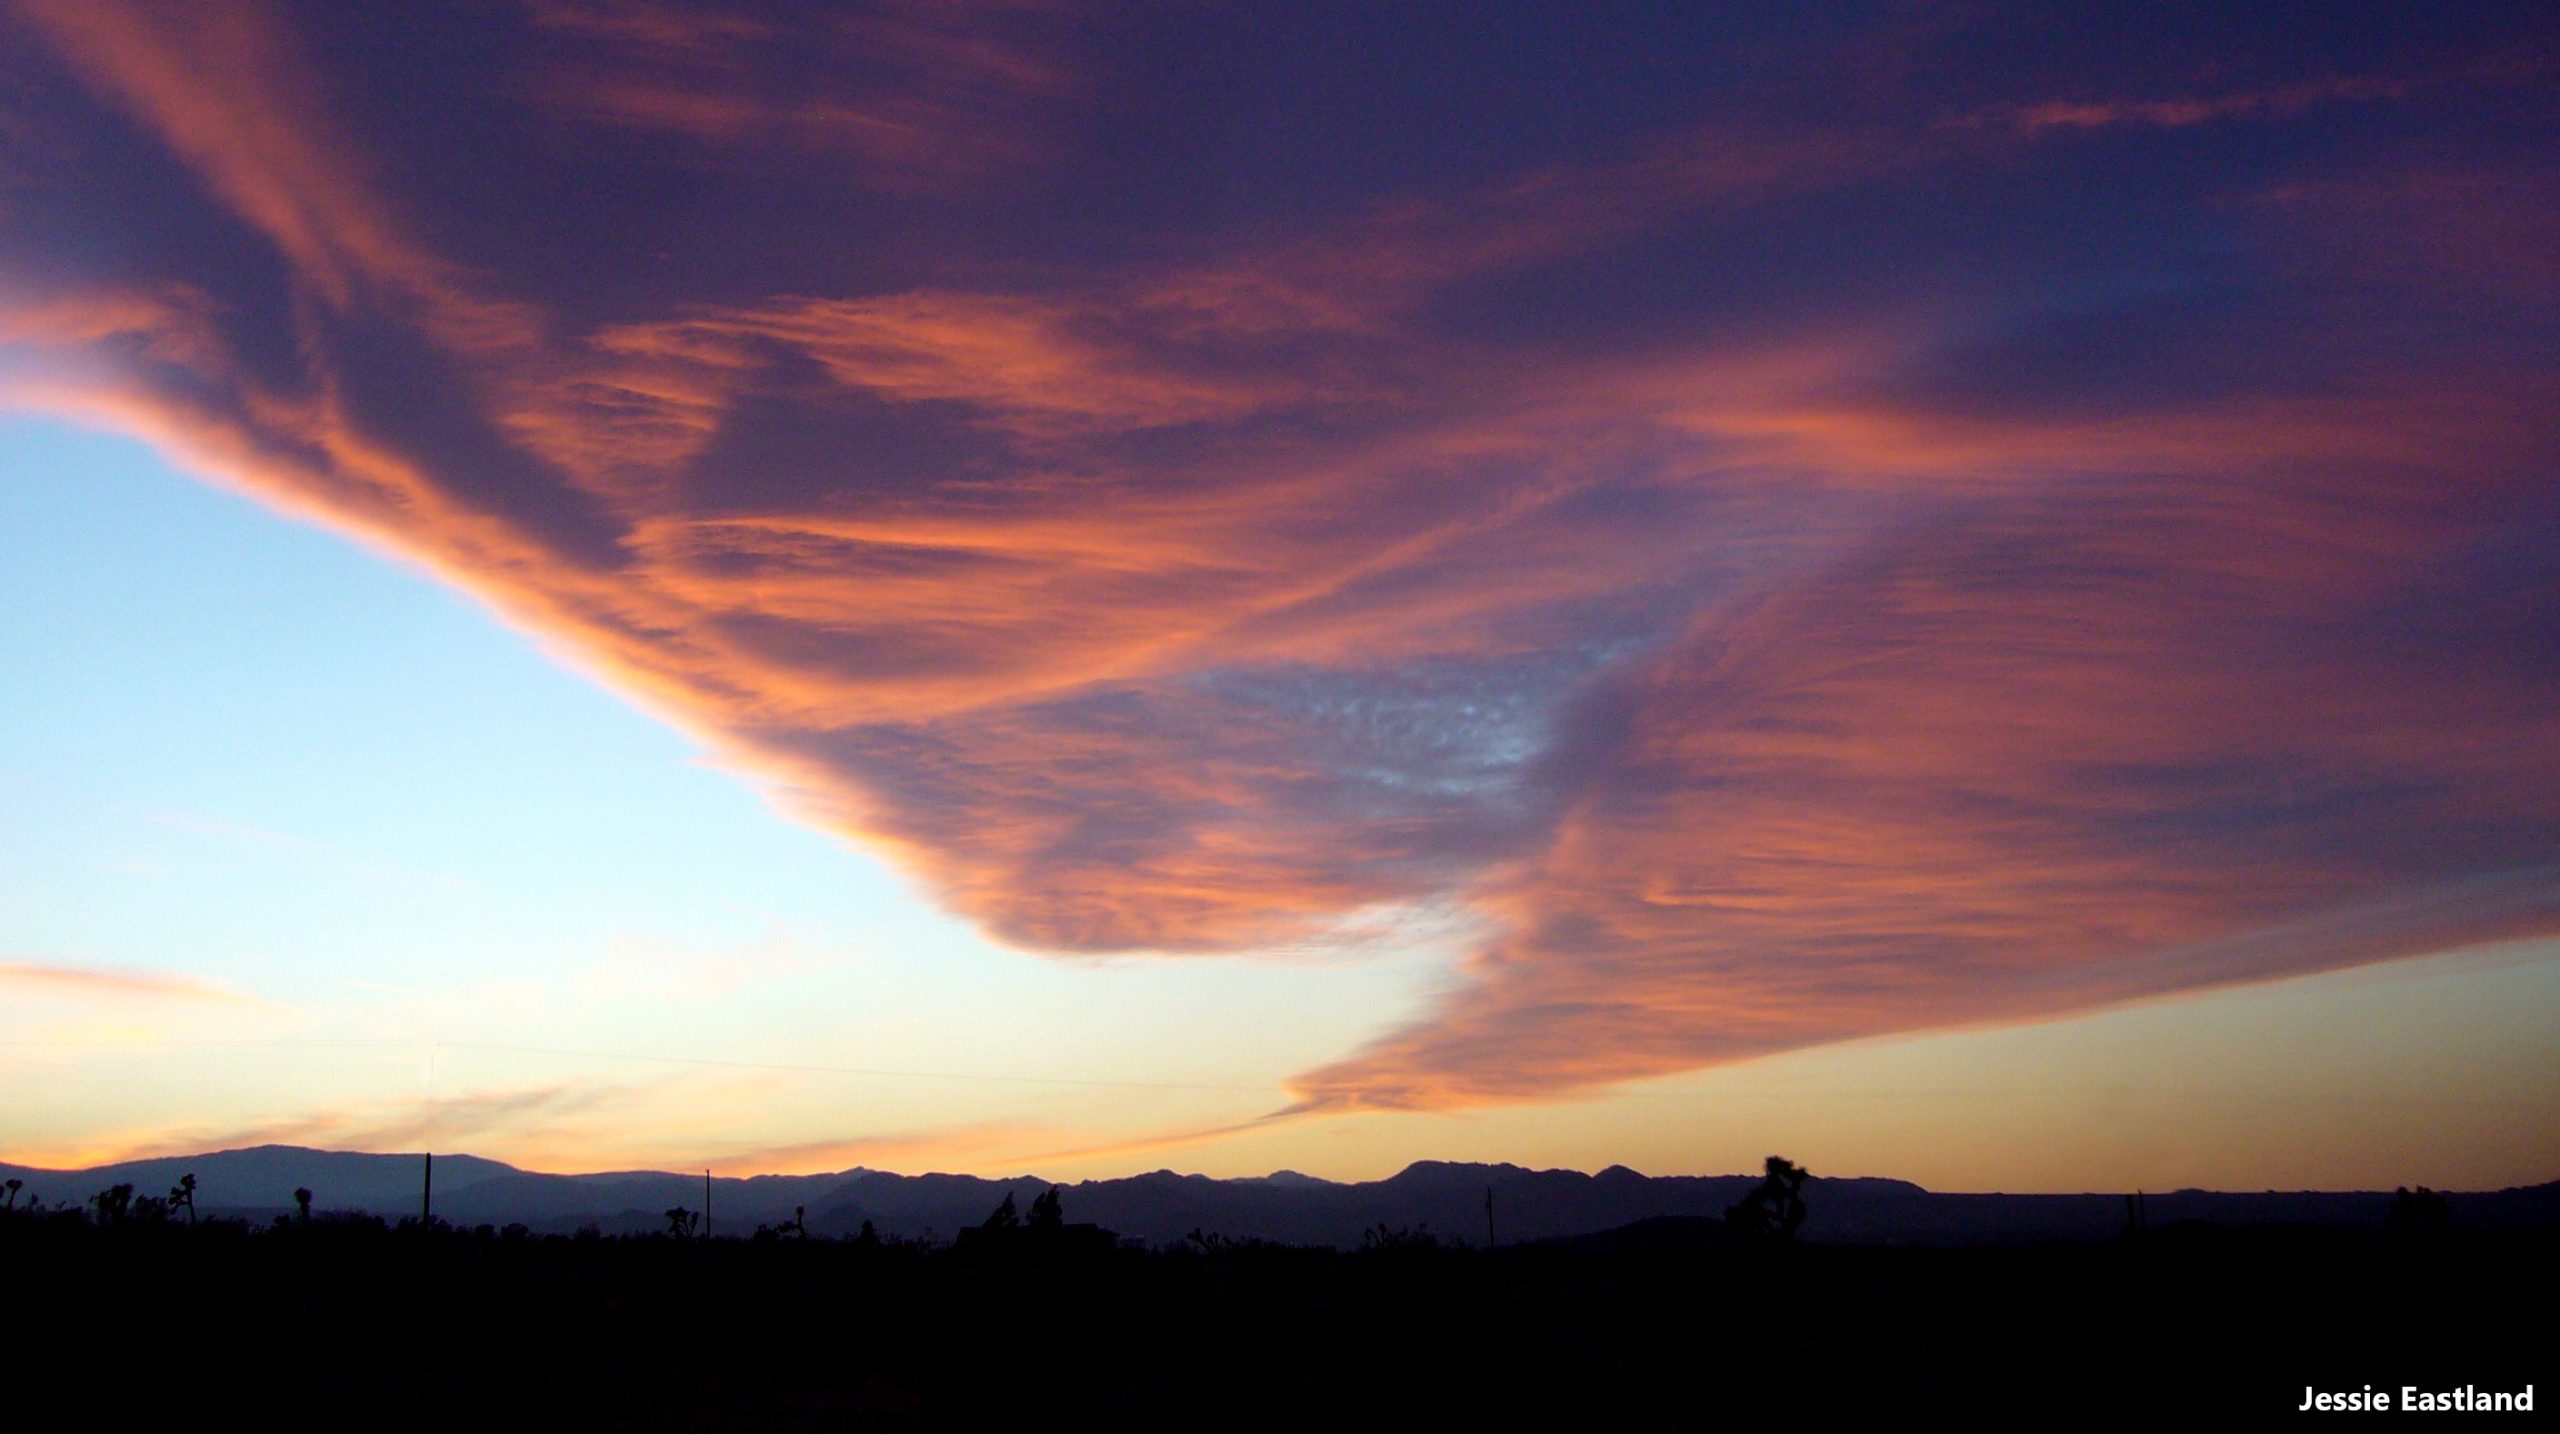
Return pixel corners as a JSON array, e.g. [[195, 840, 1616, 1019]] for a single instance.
[[704, 1169, 712, 1239], [422, 1151, 433, 1227], [1485, 1185, 1496, 1249]]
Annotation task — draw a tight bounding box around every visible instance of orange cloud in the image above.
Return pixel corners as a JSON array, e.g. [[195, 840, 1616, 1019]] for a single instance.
[[10, 0, 541, 357], [701, 1121, 1054, 1178], [1967, 74, 2415, 135], [516, 0, 1072, 186], [16, 1078, 654, 1169], [596, 289, 1326, 437], [5, 1, 2555, 1119]]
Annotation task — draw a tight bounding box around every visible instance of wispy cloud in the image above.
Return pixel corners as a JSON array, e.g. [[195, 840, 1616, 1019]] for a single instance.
[[1958, 73, 2415, 135], [516, 0, 1075, 187], [9, 0, 541, 355], [24, 1077, 659, 1168], [0, 961, 265, 1007], [700, 1120, 1054, 1178]]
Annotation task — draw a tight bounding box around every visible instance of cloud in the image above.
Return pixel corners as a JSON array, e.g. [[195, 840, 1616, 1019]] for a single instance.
[[4, 1, 2555, 1115], [22, 1077, 655, 1167], [0, 961, 265, 1007], [0, 959, 298, 1056], [701, 1120, 1054, 1178], [8, 0, 540, 355], [515, 0, 1074, 187], [1960, 73, 2416, 135], [593, 289, 1327, 438]]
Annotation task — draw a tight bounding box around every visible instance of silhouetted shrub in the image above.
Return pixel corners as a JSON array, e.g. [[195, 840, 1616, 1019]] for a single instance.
[[752, 1206, 808, 1243], [2386, 1186, 2451, 1241], [1359, 1222, 1441, 1252]]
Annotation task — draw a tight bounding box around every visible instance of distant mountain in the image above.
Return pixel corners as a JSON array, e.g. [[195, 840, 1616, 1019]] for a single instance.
[[6, 1145, 2552, 1247], [1240, 1170, 1330, 1187], [432, 1167, 865, 1235], [0, 1145, 516, 1217]]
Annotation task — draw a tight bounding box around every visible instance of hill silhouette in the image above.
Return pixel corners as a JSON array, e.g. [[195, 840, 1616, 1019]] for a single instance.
[[8, 1145, 2553, 1246], [6, 1159, 2547, 1429]]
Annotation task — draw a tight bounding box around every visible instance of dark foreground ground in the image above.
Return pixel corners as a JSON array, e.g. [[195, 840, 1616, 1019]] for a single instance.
[[7, 1216, 2546, 1429]]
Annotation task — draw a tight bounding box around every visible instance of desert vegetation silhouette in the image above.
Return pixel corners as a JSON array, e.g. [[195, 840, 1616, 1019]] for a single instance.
[[3, 1157, 2545, 1425], [1723, 1155, 1811, 1241], [2387, 1185, 2452, 1241]]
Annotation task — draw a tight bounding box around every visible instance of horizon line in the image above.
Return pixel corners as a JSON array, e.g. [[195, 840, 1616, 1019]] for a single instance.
[[5, 1141, 2551, 1199]]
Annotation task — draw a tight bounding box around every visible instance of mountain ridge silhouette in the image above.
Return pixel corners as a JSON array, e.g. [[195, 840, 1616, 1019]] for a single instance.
[[6, 1144, 2553, 1246]]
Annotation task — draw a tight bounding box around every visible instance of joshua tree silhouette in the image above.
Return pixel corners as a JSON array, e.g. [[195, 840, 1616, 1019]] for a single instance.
[[294, 1187, 313, 1226], [755, 1206, 811, 1242], [92, 1183, 135, 1226], [4, 1177, 21, 1211], [2387, 1185, 2451, 1239], [981, 1192, 1020, 1230], [170, 1173, 198, 1228], [665, 1206, 701, 1240], [1725, 1156, 1811, 1240]]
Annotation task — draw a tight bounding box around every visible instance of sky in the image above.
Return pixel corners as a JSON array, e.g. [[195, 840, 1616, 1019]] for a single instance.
[[2, 1, 2555, 1191]]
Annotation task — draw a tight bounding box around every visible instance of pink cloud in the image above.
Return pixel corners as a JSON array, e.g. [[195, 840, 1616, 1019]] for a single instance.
[[515, 0, 1074, 186], [5, 1, 2554, 1117], [0, 962, 265, 1006]]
